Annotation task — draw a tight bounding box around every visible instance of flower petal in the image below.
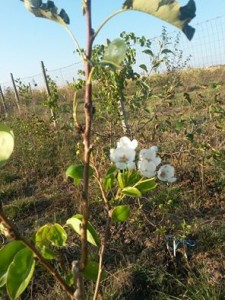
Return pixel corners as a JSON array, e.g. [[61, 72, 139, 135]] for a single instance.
[[157, 164, 176, 182]]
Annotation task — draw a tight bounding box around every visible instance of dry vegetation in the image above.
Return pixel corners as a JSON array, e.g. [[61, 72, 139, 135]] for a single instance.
[[0, 67, 224, 299]]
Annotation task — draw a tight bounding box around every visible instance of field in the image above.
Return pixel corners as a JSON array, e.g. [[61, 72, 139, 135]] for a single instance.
[[0, 67, 225, 299]]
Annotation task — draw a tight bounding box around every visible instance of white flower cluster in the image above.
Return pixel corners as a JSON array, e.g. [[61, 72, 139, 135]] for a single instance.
[[110, 136, 176, 183]]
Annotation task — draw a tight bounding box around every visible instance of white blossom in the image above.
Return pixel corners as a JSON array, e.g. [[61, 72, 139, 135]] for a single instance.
[[110, 137, 137, 170], [138, 160, 156, 178], [157, 164, 176, 183], [116, 136, 138, 150], [139, 146, 161, 167]]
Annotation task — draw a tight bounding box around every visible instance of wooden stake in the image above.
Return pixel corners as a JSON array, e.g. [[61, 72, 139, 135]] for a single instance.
[[41, 61, 56, 127], [0, 85, 8, 118], [10, 73, 21, 114]]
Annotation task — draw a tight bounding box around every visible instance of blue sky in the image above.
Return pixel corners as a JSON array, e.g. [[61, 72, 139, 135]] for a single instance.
[[1, 1, 225, 84]]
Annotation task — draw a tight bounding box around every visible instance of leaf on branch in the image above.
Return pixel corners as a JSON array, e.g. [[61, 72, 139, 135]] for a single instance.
[[122, 0, 196, 40], [0, 241, 25, 288], [139, 64, 148, 73], [102, 39, 127, 68], [135, 178, 157, 193], [66, 164, 94, 185], [83, 261, 107, 281], [122, 186, 142, 197], [66, 214, 100, 247], [111, 205, 130, 222], [6, 247, 35, 300], [21, 0, 70, 25], [35, 223, 67, 260]]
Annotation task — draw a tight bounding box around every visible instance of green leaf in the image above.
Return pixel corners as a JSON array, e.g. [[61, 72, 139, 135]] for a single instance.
[[161, 49, 174, 55], [139, 64, 148, 73], [83, 261, 106, 281], [135, 178, 157, 193], [142, 49, 154, 57], [66, 214, 100, 247], [64, 272, 74, 287], [48, 224, 67, 247], [111, 205, 130, 222], [103, 173, 115, 191], [66, 164, 94, 185], [152, 59, 164, 69], [123, 0, 196, 40], [35, 224, 55, 259], [39, 246, 55, 260], [122, 186, 142, 197], [22, 0, 70, 25], [102, 39, 127, 67], [35, 223, 67, 259], [117, 171, 126, 189], [6, 247, 35, 300], [127, 171, 142, 186], [0, 124, 14, 168], [0, 241, 25, 287], [106, 165, 117, 175]]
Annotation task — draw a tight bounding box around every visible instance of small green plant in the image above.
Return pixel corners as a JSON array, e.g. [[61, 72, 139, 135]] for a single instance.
[[42, 75, 59, 124], [15, 78, 32, 108]]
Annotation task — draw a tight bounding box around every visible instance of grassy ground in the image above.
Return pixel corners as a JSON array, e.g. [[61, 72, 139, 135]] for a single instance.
[[0, 67, 224, 299]]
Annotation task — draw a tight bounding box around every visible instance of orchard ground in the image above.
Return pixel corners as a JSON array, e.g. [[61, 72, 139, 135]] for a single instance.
[[0, 66, 224, 299]]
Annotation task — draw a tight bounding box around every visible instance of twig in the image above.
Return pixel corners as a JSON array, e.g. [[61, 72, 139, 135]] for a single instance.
[[92, 164, 112, 300]]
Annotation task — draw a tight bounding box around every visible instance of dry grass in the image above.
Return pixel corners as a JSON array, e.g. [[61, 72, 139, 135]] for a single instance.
[[0, 67, 224, 299]]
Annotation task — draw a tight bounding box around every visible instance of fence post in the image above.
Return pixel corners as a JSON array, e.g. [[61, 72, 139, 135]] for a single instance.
[[41, 61, 56, 127], [10, 73, 21, 114], [0, 85, 8, 118]]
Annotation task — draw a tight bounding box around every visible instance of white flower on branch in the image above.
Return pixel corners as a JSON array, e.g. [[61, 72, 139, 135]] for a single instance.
[[137, 146, 161, 178], [110, 136, 137, 170], [116, 136, 138, 149], [138, 160, 157, 178], [157, 164, 177, 183], [139, 146, 161, 166]]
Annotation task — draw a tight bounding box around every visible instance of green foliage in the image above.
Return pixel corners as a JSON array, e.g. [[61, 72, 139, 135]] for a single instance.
[[122, 186, 142, 197], [73, 32, 155, 131], [66, 164, 94, 185], [66, 214, 100, 247], [103, 173, 116, 191], [113, 170, 157, 198], [102, 39, 127, 67], [0, 241, 35, 300], [111, 205, 130, 222], [103, 166, 117, 192], [35, 223, 67, 259], [0, 124, 14, 168], [42, 75, 59, 122], [6, 247, 35, 300], [15, 78, 32, 106], [0, 241, 25, 287], [135, 178, 157, 193], [83, 261, 107, 281]]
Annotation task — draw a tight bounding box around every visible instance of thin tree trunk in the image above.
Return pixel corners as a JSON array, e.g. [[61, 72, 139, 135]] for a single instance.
[[75, 1, 94, 299], [118, 92, 130, 136]]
